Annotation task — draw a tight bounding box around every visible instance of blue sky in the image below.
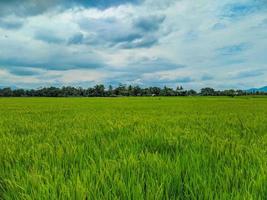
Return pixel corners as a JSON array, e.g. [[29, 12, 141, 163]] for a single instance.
[[0, 0, 266, 89]]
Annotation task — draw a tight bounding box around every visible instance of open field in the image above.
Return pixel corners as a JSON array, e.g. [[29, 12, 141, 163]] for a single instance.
[[0, 97, 266, 199]]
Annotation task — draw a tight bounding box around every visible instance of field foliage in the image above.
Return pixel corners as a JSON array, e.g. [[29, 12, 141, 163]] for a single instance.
[[0, 97, 267, 199]]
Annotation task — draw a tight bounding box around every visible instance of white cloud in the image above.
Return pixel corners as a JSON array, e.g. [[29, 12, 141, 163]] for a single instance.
[[0, 0, 266, 89]]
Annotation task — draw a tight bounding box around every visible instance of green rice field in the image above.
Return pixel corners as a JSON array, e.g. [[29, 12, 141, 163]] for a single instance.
[[0, 97, 266, 199]]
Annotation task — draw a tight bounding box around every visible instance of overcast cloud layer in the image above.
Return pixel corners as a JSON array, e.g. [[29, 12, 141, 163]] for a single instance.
[[0, 0, 266, 89]]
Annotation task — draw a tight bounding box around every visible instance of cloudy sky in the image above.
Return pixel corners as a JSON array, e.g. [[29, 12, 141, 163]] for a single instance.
[[0, 0, 266, 89]]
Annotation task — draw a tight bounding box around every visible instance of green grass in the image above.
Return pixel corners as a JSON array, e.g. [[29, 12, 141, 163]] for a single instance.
[[0, 97, 266, 199]]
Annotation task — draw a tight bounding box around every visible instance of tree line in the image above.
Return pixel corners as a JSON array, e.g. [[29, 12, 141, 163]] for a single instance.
[[0, 85, 265, 97]]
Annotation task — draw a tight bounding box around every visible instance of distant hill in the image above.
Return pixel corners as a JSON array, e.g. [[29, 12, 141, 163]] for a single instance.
[[247, 86, 267, 93]]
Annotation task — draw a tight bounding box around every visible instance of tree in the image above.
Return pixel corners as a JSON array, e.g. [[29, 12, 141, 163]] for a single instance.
[[200, 87, 216, 96], [236, 90, 245, 96], [149, 87, 161, 96], [223, 89, 236, 97], [94, 84, 105, 97], [128, 85, 133, 96], [0, 88, 13, 97], [132, 86, 142, 96], [108, 85, 114, 96], [176, 86, 184, 96], [12, 89, 25, 97], [0, 84, 265, 97], [186, 89, 197, 96], [161, 86, 175, 96], [85, 88, 94, 97], [114, 84, 127, 96]]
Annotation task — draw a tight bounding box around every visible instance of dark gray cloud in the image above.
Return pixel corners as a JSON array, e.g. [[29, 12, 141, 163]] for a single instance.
[[77, 17, 138, 47], [217, 43, 249, 56], [0, 52, 105, 71], [0, 0, 61, 17], [219, 59, 246, 66], [112, 33, 142, 43], [0, 17, 24, 30], [201, 74, 214, 81], [175, 77, 193, 83], [73, 0, 143, 9], [234, 69, 265, 79], [34, 30, 65, 44], [134, 15, 165, 32], [0, 0, 143, 17], [116, 36, 158, 49], [184, 31, 198, 41], [68, 33, 84, 45], [212, 23, 226, 30], [77, 15, 164, 49], [257, 18, 267, 28], [114, 57, 186, 73], [7, 67, 42, 76], [220, 1, 267, 19]]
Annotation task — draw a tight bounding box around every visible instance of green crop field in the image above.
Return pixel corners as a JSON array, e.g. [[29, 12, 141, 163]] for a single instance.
[[0, 97, 266, 199]]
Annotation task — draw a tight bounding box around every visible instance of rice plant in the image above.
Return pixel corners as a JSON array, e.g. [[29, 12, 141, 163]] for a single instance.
[[0, 97, 266, 199]]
